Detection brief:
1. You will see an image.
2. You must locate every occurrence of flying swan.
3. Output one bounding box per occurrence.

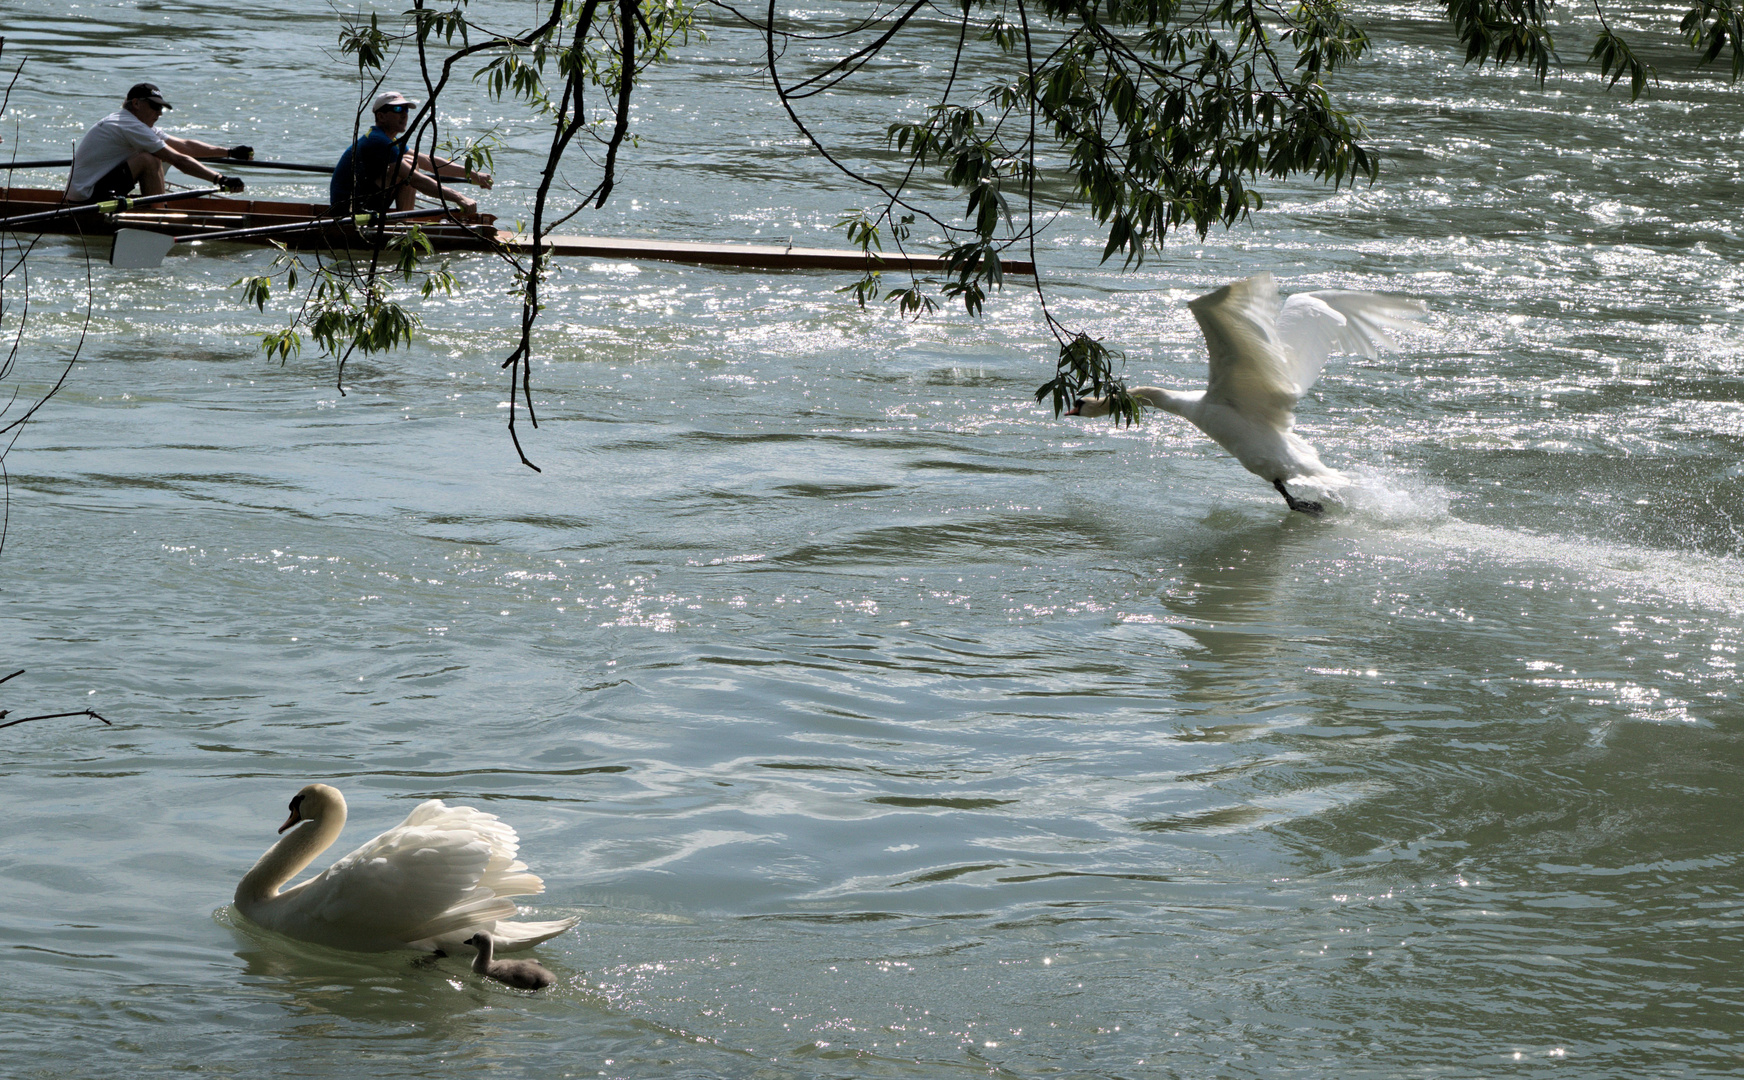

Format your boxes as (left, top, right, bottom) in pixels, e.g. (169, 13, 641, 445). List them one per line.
(1068, 273, 1426, 514)
(234, 783, 577, 953)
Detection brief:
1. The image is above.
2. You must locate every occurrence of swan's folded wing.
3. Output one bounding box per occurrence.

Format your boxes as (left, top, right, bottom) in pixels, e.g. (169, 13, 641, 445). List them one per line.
(1277, 289, 1427, 390)
(401, 800, 521, 860)
(1191, 273, 1299, 425)
(398, 799, 544, 899)
(292, 825, 509, 943)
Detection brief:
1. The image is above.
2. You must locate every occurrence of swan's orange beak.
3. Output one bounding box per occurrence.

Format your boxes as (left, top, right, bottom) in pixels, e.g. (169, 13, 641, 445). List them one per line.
(1064, 401, 1083, 416)
(278, 809, 303, 834)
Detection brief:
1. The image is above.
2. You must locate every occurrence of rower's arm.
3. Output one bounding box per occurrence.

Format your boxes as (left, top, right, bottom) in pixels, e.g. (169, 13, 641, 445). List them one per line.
(414, 151, 493, 190)
(414, 171, 478, 212)
(392, 155, 477, 212)
(162, 135, 232, 160)
(152, 144, 229, 186)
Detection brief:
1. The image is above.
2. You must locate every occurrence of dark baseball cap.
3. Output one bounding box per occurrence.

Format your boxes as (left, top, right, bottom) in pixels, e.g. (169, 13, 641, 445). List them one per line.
(127, 83, 172, 110)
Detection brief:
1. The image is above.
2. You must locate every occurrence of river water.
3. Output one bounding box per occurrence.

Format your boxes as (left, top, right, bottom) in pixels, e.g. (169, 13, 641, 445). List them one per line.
(3, 2, 1742, 1077)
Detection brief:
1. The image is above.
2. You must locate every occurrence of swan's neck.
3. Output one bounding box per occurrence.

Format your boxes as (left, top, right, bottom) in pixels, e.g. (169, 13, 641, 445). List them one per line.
(1129, 386, 1195, 417)
(1080, 386, 1192, 418)
(471, 938, 496, 972)
(234, 806, 345, 905)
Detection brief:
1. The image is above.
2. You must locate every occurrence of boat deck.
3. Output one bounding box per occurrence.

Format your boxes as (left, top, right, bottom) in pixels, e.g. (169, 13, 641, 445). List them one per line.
(488, 232, 1035, 275)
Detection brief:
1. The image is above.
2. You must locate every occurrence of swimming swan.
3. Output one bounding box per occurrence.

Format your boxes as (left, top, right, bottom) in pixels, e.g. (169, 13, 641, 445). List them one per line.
(234, 783, 577, 953)
(1068, 273, 1426, 514)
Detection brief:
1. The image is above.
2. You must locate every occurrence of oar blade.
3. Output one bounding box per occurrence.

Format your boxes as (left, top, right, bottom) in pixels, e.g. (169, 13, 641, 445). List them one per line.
(110, 228, 177, 269)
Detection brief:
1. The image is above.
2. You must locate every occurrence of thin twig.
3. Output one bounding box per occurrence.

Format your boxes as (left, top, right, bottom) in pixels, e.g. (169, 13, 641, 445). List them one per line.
(0, 709, 111, 730)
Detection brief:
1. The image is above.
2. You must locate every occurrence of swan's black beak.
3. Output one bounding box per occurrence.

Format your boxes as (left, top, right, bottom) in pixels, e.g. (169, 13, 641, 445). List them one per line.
(278, 790, 307, 833)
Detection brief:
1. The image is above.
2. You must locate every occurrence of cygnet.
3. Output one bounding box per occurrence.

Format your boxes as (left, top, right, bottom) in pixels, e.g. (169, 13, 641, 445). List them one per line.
(463, 930, 557, 990)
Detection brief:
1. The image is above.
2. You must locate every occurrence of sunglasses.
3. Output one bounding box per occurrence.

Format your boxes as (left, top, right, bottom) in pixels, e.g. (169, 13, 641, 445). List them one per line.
(379, 104, 412, 114)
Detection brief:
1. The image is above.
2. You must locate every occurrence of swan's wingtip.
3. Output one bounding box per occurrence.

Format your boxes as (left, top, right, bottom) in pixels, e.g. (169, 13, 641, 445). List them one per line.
(482, 916, 580, 952)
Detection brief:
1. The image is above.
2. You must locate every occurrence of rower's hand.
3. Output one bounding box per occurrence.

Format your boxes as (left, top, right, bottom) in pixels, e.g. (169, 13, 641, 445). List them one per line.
(228, 145, 255, 161)
(217, 175, 245, 193)
(458, 195, 478, 214)
(472, 171, 493, 190)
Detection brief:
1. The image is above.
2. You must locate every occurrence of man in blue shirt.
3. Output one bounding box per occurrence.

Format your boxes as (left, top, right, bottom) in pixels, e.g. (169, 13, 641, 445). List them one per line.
(331, 91, 492, 215)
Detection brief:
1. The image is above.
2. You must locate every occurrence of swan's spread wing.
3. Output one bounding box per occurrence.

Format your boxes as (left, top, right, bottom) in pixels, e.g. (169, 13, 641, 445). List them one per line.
(1276, 289, 1427, 391)
(1190, 274, 1298, 426)
(281, 800, 548, 949)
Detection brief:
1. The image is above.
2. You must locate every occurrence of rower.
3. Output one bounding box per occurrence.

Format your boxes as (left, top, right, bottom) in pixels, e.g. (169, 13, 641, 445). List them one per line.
(65, 83, 247, 202)
(331, 91, 491, 216)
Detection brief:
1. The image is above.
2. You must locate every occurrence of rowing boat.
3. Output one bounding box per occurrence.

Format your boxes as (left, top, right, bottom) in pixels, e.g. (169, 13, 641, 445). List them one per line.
(0, 186, 494, 249)
(2, 185, 1037, 275)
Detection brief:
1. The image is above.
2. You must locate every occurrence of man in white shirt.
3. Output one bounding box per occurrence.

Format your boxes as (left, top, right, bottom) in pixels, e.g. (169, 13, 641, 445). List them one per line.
(65, 83, 249, 202)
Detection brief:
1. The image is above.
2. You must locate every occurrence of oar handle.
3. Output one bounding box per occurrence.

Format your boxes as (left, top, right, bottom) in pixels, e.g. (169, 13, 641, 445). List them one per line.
(0, 158, 74, 170)
(0, 187, 226, 230)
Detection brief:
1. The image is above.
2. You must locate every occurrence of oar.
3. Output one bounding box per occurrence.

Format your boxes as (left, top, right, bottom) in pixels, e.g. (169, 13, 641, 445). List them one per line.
(217, 158, 485, 185)
(4, 157, 330, 176)
(212, 158, 334, 175)
(0, 187, 227, 231)
(4, 158, 330, 175)
(6, 157, 485, 184)
(209, 159, 486, 185)
(111, 207, 483, 268)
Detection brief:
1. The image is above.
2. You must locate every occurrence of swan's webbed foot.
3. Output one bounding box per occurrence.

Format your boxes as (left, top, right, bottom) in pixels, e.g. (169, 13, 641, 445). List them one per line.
(411, 950, 447, 968)
(1273, 480, 1323, 517)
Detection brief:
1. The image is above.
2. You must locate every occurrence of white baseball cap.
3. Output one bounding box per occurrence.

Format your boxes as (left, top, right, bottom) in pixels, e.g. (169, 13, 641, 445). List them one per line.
(370, 91, 417, 113)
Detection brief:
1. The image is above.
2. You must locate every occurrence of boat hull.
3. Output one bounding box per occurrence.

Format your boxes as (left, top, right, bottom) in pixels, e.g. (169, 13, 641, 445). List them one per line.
(0, 187, 495, 251)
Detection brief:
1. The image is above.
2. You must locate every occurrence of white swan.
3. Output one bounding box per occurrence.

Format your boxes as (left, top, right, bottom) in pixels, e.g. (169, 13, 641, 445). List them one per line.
(234, 783, 577, 953)
(1068, 273, 1426, 514)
